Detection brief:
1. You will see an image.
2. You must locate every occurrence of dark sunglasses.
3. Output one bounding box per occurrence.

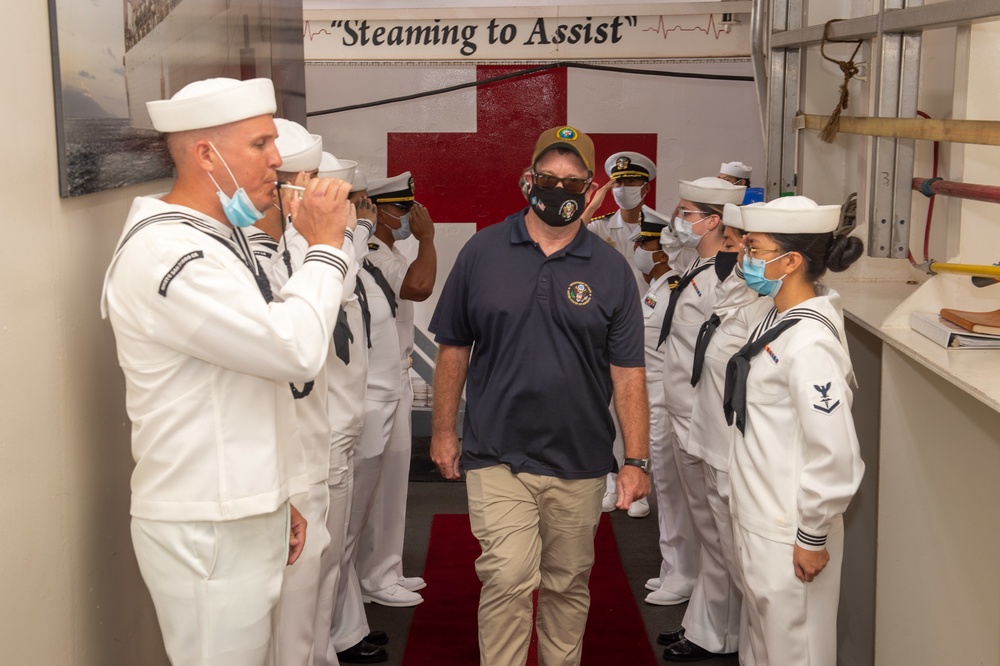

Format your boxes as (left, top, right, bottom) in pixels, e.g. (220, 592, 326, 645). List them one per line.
(531, 171, 592, 194)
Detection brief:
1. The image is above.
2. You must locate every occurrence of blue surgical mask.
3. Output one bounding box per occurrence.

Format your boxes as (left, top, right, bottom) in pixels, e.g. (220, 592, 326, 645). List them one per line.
(742, 252, 790, 298)
(673, 215, 706, 247)
(382, 209, 412, 241)
(207, 142, 265, 228)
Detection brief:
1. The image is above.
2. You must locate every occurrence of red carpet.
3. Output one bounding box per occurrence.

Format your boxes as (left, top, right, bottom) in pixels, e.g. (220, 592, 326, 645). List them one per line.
(401, 513, 657, 665)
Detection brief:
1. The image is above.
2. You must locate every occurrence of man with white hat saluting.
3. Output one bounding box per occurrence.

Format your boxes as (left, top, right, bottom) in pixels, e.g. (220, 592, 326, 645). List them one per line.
(101, 78, 354, 665)
(352, 171, 437, 613)
(587, 150, 658, 519)
(588, 151, 658, 294)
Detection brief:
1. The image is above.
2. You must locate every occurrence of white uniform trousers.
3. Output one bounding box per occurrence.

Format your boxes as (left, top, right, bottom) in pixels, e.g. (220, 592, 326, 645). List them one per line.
(269, 483, 331, 666)
(314, 434, 358, 666)
(358, 368, 413, 592)
(675, 450, 741, 654)
(131, 505, 288, 666)
(650, 400, 699, 597)
(734, 519, 844, 666)
(329, 399, 398, 653)
(646, 376, 701, 597)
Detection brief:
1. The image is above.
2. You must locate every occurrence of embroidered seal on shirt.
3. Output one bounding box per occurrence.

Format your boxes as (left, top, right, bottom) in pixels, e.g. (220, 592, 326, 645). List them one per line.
(811, 381, 842, 414)
(567, 281, 593, 306)
(158, 251, 204, 297)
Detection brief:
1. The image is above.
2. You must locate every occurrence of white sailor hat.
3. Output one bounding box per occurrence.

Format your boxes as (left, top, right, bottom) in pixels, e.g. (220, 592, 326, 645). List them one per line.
(738, 196, 842, 233)
(722, 202, 744, 230)
(274, 118, 323, 173)
(350, 169, 369, 193)
(629, 207, 670, 242)
(318, 151, 358, 182)
(606, 151, 657, 181)
(678, 177, 746, 206)
(146, 78, 276, 133)
(720, 161, 753, 180)
(368, 171, 416, 208)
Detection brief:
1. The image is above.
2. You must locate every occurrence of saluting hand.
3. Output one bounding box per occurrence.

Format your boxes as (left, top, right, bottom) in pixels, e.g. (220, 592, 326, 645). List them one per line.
(581, 180, 613, 224)
(409, 202, 435, 242)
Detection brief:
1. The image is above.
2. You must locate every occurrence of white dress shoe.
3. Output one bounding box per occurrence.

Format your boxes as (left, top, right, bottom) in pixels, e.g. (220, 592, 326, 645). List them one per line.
(362, 584, 424, 607)
(644, 588, 691, 606)
(645, 576, 662, 592)
(626, 497, 649, 518)
(601, 491, 618, 512)
(398, 575, 426, 592)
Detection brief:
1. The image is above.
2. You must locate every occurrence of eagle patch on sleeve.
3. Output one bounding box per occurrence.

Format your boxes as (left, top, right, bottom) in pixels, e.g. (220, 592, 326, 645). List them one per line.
(811, 381, 842, 415)
(158, 251, 204, 296)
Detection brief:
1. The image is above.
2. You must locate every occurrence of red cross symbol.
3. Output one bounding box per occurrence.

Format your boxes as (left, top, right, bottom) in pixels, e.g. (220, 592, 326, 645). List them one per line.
(387, 65, 657, 230)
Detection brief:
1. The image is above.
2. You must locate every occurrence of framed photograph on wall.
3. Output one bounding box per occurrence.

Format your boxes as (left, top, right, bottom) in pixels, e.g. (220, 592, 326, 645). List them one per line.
(47, 0, 305, 198)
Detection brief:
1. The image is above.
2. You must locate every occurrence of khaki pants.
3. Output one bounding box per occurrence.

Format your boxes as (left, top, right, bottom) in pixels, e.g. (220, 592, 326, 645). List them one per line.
(466, 465, 605, 666)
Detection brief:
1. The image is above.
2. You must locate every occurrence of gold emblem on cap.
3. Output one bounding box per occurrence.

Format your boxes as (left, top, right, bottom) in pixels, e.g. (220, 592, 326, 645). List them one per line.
(567, 281, 593, 306)
(557, 127, 578, 141)
(616, 157, 631, 171)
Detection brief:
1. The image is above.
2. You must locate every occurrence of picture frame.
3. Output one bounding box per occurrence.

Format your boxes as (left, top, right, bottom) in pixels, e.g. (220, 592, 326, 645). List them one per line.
(47, 0, 305, 198)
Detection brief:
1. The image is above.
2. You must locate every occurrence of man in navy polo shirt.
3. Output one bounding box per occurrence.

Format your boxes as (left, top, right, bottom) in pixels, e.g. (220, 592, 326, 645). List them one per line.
(429, 126, 651, 666)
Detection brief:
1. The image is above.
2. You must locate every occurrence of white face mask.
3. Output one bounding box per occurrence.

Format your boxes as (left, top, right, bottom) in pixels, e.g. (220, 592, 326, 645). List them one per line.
(613, 185, 645, 210)
(633, 247, 658, 274)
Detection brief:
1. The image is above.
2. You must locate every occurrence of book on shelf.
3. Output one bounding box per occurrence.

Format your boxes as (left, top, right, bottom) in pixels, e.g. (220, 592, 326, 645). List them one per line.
(939, 307, 1000, 335)
(910, 311, 1000, 349)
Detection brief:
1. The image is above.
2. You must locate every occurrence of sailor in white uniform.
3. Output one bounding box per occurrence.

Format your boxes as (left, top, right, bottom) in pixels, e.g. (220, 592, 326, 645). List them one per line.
(718, 161, 753, 188)
(101, 78, 352, 666)
(724, 196, 866, 666)
(355, 172, 437, 607)
(588, 151, 657, 517)
(659, 204, 759, 660)
(654, 177, 745, 620)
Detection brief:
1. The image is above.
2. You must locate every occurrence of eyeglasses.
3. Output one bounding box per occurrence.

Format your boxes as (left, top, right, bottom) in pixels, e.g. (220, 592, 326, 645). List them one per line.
(743, 246, 784, 257)
(673, 207, 712, 219)
(531, 171, 592, 194)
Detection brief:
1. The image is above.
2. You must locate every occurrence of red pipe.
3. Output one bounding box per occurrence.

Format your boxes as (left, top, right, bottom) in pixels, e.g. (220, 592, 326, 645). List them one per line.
(912, 177, 1000, 205)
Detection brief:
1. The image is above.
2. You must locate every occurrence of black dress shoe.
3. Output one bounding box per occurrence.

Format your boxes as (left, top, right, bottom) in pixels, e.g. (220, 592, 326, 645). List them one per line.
(336, 639, 388, 664)
(662, 638, 733, 662)
(656, 627, 685, 646)
(365, 630, 389, 646)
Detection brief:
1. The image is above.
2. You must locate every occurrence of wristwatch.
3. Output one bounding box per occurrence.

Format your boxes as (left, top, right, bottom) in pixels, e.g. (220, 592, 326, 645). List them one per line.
(622, 457, 651, 474)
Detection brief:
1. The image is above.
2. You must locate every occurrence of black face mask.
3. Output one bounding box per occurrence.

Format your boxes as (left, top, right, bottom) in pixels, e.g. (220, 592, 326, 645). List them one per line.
(528, 185, 586, 227)
(714, 251, 740, 280)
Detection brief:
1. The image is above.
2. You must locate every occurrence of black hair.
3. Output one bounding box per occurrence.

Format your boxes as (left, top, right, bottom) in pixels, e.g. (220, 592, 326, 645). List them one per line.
(772, 232, 864, 282)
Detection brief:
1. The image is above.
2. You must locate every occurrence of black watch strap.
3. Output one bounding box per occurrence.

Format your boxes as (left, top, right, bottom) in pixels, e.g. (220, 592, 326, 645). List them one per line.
(623, 457, 651, 474)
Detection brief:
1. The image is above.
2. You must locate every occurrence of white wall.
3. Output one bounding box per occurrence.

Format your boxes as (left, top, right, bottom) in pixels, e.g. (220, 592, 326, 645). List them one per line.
(0, 4, 169, 664)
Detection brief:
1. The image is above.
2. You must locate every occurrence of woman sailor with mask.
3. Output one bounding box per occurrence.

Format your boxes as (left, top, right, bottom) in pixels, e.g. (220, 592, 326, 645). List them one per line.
(659, 203, 762, 661)
(723, 196, 865, 666)
(650, 177, 744, 625)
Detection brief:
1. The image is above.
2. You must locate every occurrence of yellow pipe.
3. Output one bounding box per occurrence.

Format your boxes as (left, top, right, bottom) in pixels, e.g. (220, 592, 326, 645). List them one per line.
(928, 261, 1000, 278)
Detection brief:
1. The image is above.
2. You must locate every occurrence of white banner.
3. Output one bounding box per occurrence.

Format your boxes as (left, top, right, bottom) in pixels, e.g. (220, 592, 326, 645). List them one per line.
(303, 4, 752, 61)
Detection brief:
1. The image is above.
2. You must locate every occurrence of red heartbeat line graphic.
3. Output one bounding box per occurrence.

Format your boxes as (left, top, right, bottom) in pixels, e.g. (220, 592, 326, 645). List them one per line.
(643, 14, 730, 40)
(303, 21, 334, 42)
